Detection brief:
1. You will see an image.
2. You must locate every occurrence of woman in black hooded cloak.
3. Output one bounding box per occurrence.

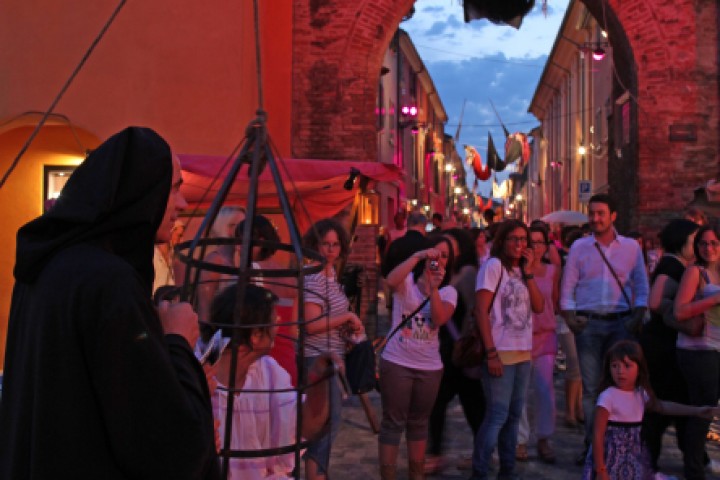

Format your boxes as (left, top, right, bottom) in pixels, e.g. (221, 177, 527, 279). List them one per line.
(0, 127, 219, 479)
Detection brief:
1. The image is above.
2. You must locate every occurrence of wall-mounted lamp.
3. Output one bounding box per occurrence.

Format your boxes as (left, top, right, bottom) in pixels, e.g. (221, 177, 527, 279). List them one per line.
(515, 194, 523, 202)
(454, 187, 463, 195)
(561, 36, 610, 62)
(445, 163, 454, 172)
(578, 145, 587, 156)
(401, 105, 418, 117)
(343, 167, 361, 190)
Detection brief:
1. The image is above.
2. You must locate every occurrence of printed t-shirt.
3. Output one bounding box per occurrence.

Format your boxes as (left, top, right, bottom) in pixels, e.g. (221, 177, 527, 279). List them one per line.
(382, 274, 457, 371)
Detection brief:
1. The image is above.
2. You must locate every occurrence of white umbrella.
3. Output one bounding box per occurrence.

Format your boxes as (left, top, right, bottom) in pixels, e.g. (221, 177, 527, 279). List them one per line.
(540, 210, 588, 224)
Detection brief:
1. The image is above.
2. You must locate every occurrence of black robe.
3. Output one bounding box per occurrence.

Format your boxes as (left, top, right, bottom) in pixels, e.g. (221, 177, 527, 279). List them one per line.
(0, 127, 219, 479)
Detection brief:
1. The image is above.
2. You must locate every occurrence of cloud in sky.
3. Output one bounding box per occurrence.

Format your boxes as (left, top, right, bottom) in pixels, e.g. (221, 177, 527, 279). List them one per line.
(401, 0, 569, 196)
(404, 0, 569, 63)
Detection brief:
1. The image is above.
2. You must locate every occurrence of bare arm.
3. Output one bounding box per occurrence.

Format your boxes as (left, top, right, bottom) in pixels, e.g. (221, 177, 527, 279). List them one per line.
(475, 288, 502, 377)
(647, 398, 720, 419)
(385, 251, 422, 290)
(675, 266, 720, 320)
(303, 301, 361, 335)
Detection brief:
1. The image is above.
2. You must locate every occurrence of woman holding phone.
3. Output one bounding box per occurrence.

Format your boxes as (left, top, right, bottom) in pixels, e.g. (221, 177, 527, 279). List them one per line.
(470, 220, 544, 480)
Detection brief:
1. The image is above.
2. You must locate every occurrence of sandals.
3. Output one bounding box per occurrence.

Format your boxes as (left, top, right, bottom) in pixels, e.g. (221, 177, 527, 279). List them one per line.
(515, 444, 529, 462)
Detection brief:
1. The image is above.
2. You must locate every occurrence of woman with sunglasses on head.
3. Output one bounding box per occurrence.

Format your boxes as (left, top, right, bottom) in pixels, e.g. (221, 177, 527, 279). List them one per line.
(470, 220, 544, 480)
(674, 224, 720, 480)
(379, 235, 457, 480)
(301, 218, 364, 480)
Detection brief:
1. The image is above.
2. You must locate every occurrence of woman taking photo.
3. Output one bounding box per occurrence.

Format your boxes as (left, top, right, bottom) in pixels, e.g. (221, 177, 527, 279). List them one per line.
(302, 218, 363, 480)
(470, 220, 544, 480)
(380, 235, 457, 480)
(674, 224, 720, 480)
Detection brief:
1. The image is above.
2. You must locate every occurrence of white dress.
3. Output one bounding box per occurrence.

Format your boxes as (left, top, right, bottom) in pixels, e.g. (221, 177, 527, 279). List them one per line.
(213, 356, 300, 480)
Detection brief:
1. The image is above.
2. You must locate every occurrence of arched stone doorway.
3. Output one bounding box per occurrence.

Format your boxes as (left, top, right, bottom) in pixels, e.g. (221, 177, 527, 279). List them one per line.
(291, 0, 719, 233)
(583, 0, 719, 232)
(291, 0, 415, 161)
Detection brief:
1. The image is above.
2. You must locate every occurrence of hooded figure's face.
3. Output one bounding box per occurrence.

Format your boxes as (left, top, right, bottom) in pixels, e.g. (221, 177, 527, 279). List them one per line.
(156, 156, 188, 244)
(14, 127, 176, 290)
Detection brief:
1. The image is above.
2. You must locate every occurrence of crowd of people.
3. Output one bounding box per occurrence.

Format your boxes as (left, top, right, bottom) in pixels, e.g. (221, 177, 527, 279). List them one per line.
(2, 126, 720, 480)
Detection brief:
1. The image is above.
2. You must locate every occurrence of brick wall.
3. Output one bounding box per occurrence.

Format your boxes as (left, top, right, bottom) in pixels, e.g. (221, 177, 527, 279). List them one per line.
(346, 224, 380, 337)
(292, 0, 415, 161)
(584, 0, 719, 235)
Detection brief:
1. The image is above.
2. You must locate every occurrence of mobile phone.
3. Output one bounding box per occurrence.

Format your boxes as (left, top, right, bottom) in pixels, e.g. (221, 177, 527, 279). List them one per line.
(519, 256, 527, 269)
(198, 330, 229, 366)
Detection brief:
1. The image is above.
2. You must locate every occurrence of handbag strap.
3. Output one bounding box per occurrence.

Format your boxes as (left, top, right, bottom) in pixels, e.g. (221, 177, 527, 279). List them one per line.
(375, 296, 430, 353)
(460, 263, 504, 339)
(594, 242, 633, 309)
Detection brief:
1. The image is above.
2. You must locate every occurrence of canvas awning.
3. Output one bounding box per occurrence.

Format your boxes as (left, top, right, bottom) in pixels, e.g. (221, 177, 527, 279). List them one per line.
(178, 154, 402, 230)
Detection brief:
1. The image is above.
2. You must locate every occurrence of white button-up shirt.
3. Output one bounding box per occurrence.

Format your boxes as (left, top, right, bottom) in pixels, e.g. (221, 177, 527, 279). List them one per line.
(560, 232, 649, 313)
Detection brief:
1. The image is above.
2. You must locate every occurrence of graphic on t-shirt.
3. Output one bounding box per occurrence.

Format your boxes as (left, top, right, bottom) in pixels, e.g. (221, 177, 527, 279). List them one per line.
(497, 277, 531, 332)
(399, 313, 437, 342)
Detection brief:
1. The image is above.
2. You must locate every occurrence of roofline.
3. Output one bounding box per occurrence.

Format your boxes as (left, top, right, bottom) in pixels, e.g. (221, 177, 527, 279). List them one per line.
(527, 0, 577, 117)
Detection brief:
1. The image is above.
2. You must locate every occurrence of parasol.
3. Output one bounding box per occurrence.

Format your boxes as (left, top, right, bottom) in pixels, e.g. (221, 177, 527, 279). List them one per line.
(540, 210, 588, 225)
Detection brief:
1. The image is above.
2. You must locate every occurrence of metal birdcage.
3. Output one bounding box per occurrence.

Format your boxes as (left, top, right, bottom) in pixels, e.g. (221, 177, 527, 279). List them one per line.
(172, 2, 336, 476)
(174, 112, 333, 479)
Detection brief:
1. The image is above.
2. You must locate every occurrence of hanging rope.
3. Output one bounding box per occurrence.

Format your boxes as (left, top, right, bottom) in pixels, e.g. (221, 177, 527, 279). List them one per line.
(252, 0, 264, 114)
(0, 0, 128, 190)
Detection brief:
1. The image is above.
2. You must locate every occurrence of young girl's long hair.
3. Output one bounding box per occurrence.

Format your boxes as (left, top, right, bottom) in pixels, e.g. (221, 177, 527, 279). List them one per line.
(598, 340, 656, 402)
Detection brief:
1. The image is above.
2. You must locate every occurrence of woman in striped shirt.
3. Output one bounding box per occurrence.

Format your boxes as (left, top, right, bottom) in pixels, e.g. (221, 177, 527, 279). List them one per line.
(302, 218, 364, 480)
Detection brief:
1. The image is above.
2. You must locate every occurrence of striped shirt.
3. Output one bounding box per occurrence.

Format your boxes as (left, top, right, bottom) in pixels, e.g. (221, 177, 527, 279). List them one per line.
(303, 270, 350, 357)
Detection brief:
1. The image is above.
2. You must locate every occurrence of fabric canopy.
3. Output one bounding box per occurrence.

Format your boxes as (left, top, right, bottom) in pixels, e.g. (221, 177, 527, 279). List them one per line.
(177, 154, 402, 231)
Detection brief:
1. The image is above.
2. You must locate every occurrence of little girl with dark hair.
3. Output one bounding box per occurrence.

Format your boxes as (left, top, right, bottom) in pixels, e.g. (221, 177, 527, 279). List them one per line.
(583, 340, 719, 480)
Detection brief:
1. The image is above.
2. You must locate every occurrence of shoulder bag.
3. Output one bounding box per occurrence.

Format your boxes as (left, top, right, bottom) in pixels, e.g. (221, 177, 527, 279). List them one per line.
(451, 266, 504, 368)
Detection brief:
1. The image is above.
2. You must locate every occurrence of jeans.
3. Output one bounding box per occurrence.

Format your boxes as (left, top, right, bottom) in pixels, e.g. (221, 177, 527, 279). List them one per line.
(471, 361, 531, 479)
(518, 354, 556, 444)
(303, 356, 343, 475)
(677, 348, 720, 480)
(575, 316, 633, 445)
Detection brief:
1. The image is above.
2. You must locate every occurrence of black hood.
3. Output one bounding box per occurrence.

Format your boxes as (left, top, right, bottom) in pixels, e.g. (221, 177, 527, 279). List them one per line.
(14, 127, 173, 290)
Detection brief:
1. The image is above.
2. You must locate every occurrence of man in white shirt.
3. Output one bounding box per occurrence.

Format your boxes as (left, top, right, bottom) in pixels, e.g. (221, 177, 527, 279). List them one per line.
(559, 194, 649, 462)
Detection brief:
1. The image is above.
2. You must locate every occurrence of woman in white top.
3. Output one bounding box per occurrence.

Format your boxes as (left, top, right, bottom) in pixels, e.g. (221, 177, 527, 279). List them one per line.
(210, 283, 332, 480)
(379, 235, 457, 480)
(674, 224, 720, 479)
(470, 220, 544, 480)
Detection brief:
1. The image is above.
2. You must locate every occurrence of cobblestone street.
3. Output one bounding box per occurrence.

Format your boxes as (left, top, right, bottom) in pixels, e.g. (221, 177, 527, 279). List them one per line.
(329, 375, 718, 479)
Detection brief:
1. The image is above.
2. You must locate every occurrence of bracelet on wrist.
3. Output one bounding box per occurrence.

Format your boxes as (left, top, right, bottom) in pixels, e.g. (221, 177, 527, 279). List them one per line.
(523, 273, 534, 280)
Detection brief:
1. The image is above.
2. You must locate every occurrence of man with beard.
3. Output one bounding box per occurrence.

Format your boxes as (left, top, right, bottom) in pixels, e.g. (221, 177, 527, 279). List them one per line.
(0, 127, 219, 479)
(559, 193, 649, 464)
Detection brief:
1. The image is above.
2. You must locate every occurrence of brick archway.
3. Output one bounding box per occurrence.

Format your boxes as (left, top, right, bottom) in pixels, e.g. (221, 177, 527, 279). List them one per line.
(292, 0, 415, 161)
(582, 0, 719, 231)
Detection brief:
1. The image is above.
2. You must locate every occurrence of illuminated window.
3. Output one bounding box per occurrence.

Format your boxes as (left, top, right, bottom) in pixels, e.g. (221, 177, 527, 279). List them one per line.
(44, 165, 76, 211)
